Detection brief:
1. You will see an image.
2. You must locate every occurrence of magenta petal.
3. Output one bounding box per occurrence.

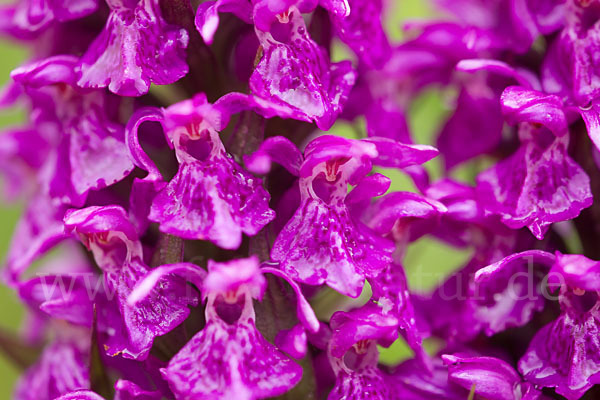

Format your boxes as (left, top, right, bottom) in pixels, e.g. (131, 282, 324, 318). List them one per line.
(330, 0, 390, 68)
(580, 102, 600, 153)
(329, 305, 398, 359)
(528, 0, 564, 34)
(203, 257, 265, 299)
(128, 262, 207, 306)
(149, 158, 274, 249)
(250, 8, 356, 130)
(345, 173, 391, 219)
(556, 12, 600, 106)
(327, 305, 398, 400)
(549, 252, 600, 292)
(433, 0, 541, 53)
(363, 137, 439, 169)
(443, 354, 538, 400)
(327, 366, 393, 400)
(150, 95, 275, 249)
(114, 379, 161, 400)
(0, 126, 51, 200)
(0, 0, 98, 38)
(541, 38, 571, 101)
(18, 274, 96, 327)
(112, 258, 199, 359)
(252, 0, 303, 32)
(64, 205, 138, 241)
(244, 136, 303, 176)
(163, 93, 224, 132)
(12, 56, 134, 199)
(364, 101, 411, 143)
(476, 133, 592, 239)
(46, 137, 87, 206)
(369, 263, 429, 367)
(214, 92, 303, 126)
(128, 178, 166, 234)
(68, 107, 134, 196)
(391, 358, 466, 400)
(519, 314, 600, 400)
(15, 340, 90, 400)
(194, 0, 252, 45)
(52, 0, 99, 21)
(65, 206, 198, 359)
(275, 324, 308, 359)
(125, 107, 168, 231)
(472, 250, 555, 334)
(272, 198, 393, 298)
(163, 319, 302, 399)
(11, 55, 80, 87)
(437, 86, 504, 170)
(77, 0, 189, 96)
(125, 106, 165, 181)
(262, 266, 320, 333)
(300, 136, 376, 180)
(319, 0, 349, 16)
(54, 392, 103, 400)
(501, 86, 568, 136)
(362, 191, 447, 237)
(456, 59, 540, 90)
(271, 136, 393, 297)
(4, 194, 68, 284)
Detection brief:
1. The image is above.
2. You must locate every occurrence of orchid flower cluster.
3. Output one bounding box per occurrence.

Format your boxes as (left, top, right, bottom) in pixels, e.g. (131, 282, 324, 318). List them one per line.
(3, 0, 600, 399)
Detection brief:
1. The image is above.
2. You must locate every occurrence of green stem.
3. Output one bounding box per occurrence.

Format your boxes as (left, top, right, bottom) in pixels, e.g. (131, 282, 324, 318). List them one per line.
(90, 306, 114, 399)
(254, 273, 317, 399)
(151, 233, 184, 267)
(159, 0, 221, 98)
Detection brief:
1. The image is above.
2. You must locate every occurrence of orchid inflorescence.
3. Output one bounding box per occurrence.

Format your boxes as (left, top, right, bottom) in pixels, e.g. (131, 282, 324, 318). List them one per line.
(2, 0, 600, 399)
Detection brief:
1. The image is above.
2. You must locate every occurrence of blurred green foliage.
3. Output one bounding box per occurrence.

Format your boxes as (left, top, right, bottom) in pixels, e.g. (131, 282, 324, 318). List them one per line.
(0, 36, 27, 400)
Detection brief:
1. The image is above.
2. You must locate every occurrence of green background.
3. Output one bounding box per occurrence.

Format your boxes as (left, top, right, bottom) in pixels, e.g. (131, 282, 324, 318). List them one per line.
(0, 1, 471, 398)
(0, 34, 27, 399)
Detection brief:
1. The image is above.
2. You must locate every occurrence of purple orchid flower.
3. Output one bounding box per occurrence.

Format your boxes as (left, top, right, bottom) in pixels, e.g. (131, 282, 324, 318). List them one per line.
(54, 380, 161, 400)
(3, 192, 69, 285)
(250, 6, 356, 130)
(327, 304, 399, 400)
(477, 86, 592, 239)
(77, 0, 189, 96)
(519, 252, 600, 399)
(17, 243, 97, 326)
(443, 353, 547, 400)
(3, 0, 600, 398)
(436, 60, 541, 170)
(329, 0, 390, 69)
(414, 180, 543, 342)
(390, 357, 467, 400)
(128, 257, 317, 399)
(11, 55, 134, 206)
(247, 135, 438, 298)
(434, 0, 564, 54)
(126, 93, 275, 249)
(541, 1, 600, 156)
(196, 0, 350, 46)
(14, 329, 91, 400)
(471, 250, 556, 336)
(353, 190, 447, 365)
(0, 126, 51, 201)
(64, 205, 198, 359)
(196, 1, 356, 130)
(0, 0, 99, 39)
